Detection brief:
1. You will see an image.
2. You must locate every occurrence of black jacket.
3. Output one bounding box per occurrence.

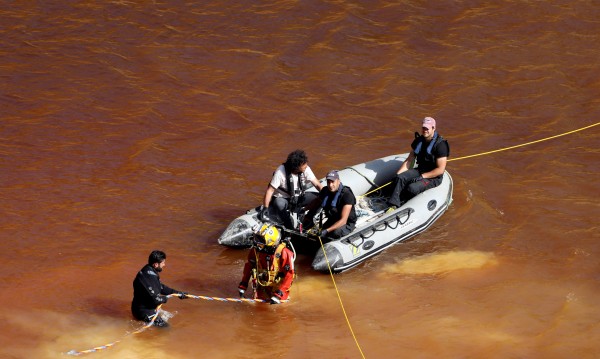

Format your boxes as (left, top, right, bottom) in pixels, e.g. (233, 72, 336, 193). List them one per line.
(132, 264, 177, 313)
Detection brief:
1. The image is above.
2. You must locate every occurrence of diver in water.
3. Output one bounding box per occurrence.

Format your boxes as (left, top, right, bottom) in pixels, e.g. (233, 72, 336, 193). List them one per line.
(238, 224, 295, 304)
(131, 250, 188, 327)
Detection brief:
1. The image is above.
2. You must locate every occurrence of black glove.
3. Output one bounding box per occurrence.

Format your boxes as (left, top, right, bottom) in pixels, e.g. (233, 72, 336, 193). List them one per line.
(413, 175, 423, 182)
(258, 206, 270, 221)
(178, 292, 188, 299)
(320, 229, 328, 237)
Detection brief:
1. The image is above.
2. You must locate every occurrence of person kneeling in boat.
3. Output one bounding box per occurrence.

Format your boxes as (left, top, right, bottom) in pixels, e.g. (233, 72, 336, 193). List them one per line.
(238, 224, 295, 304)
(387, 117, 450, 208)
(302, 170, 357, 241)
(261, 149, 323, 229)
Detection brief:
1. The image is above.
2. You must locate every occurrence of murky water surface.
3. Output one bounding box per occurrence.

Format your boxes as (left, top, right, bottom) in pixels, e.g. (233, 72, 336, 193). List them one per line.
(1, 1, 599, 358)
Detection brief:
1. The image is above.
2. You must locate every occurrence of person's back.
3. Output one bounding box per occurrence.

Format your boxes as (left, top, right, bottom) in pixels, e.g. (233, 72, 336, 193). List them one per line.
(238, 224, 295, 303)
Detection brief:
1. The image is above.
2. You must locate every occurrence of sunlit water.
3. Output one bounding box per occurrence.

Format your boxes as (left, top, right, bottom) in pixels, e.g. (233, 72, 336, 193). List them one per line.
(1, 1, 599, 358)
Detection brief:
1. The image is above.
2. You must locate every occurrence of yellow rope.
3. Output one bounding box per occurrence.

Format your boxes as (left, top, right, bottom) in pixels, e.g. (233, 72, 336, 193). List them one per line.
(357, 122, 599, 197)
(317, 235, 366, 359)
(66, 303, 165, 356)
(66, 293, 276, 356)
(322, 121, 598, 358)
(449, 121, 599, 162)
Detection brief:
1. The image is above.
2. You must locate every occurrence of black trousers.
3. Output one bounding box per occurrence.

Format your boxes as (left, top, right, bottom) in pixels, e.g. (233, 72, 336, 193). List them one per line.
(322, 220, 355, 241)
(388, 169, 443, 207)
(269, 192, 319, 229)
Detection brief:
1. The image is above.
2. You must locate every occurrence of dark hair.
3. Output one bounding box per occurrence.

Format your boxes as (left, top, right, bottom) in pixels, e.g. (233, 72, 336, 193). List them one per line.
(148, 250, 166, 265)
(284, 149, 308, 172)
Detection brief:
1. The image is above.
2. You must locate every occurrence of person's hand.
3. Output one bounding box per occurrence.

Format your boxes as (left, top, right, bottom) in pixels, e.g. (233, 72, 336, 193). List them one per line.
(258, 206, 270, 221)
(320, 229, 328, 237)
(178, 292, 188, 300)
(238, 289, 245, 298)
(414, 175, 423, 182)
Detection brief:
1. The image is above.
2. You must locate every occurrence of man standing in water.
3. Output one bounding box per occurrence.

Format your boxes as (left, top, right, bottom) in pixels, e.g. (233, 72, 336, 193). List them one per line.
(131, 250, 187, 327)
(387, 117, 450, 208)
(238, 224, 295, 304)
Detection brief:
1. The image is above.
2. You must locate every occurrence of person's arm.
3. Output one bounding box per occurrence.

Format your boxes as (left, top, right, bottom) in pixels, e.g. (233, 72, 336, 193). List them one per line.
(301, 194, 321, 228)
(238, 250, 256, 291)
(397, 152, 415, 174)
(304, 166, 323, 191)
(324, 204, 352, 233)
(263, 185, 276, 208)
(311, 177, 323, 191)
(136, 273, 169, 305)
(277, 252, 295, 292)
(421, 156, 447, 179)
(160, 283, 177, 295)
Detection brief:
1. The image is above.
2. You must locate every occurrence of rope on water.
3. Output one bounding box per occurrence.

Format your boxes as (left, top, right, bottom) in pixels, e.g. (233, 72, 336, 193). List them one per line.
(448, 121, 599, 162)
(317, 122, 599, 359)
(65, 292, 277, 356)
(317, 235, 366, 359)
(184, 294, 271, 303)
(357, 122, 600, 197)
(66, 302, 165, 356)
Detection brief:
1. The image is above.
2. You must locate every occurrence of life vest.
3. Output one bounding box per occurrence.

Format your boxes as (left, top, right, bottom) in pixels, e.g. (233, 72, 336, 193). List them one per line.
(413, 131, 447, 173)
(320, 184, 356, 224)
(321, 183, 344, 209)
(253, 243, 288, 287)
(278, 165, 305, 210)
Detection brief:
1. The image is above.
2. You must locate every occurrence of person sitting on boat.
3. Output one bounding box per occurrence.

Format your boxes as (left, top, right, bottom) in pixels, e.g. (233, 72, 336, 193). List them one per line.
(387, 117, 450, 208)
(302, 170, 357, 241)
(131, 250, 188, 327)
(238, 224, 295, 304)
(261, 149, 323, 229)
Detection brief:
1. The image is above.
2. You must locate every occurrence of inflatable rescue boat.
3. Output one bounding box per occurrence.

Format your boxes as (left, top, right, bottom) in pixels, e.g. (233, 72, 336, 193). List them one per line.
(218, 153, 453, 273)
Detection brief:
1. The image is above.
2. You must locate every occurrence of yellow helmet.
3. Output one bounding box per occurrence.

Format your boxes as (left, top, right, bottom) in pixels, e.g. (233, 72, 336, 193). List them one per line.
(256, 224, 281, 248)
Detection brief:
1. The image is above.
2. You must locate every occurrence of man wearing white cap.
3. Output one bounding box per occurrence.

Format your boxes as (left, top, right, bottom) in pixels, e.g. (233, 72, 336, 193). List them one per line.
(387, 117, 450, 208)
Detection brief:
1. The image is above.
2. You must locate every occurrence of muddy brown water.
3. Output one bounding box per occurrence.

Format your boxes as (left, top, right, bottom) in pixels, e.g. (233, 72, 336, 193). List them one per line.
(1, 2, 599, 358)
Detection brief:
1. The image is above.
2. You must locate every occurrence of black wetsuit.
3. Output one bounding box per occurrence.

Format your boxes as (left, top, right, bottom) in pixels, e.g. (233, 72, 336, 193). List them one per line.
(131, 264, 178, 322)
